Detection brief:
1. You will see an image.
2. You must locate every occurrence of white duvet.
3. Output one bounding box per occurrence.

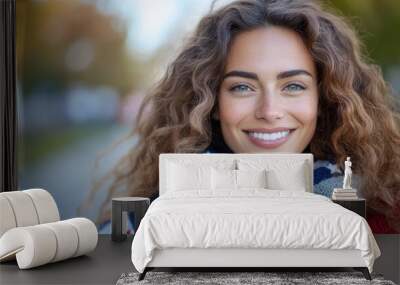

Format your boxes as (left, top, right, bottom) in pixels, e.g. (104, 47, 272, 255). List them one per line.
(131, 189, 380, 273)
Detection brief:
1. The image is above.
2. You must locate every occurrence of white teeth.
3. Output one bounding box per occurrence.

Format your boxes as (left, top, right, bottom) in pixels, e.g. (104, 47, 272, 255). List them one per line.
(248, 131, 290, 141)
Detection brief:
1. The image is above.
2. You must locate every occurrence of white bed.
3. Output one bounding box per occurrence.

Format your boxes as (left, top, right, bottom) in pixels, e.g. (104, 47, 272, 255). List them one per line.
(131, 153, 380, 280)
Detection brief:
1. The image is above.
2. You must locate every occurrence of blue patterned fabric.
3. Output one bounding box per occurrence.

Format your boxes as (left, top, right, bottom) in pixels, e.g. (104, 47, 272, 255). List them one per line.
(313, 160, 344, 197)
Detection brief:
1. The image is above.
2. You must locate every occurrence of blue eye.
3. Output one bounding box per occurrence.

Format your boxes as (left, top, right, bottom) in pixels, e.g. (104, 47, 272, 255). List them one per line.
(283, 83, 305, 92)
(229, 84, 253, 93)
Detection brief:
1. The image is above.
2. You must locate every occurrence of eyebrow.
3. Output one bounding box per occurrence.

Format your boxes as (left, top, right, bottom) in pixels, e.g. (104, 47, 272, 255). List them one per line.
(223, 69, 313, 81)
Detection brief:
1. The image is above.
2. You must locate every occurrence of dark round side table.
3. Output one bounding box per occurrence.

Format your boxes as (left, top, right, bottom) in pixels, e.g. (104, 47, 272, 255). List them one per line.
(111, 197, 150, 242)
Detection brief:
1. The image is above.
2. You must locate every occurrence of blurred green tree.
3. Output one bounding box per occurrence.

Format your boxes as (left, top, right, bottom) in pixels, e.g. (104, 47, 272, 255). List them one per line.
(329, 0, 400, 71)
(16, 0, 145, 97)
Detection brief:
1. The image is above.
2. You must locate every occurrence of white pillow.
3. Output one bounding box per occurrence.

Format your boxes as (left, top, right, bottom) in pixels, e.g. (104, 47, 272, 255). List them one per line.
(167, 162, 212, 191)
(265, 163, 307, 191)
(237, 159, 308, 191)
(212, 168, 236, 190)
(236, 169, 267, 188)
(211, 168, 267, 190)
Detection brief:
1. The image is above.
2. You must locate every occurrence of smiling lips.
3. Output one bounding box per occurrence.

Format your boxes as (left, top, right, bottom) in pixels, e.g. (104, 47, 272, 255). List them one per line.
(244, 128, 294, 149)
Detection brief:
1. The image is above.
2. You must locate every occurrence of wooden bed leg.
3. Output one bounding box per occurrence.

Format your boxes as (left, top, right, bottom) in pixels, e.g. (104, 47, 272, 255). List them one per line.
(138, 268, 148, 281)
(354, 267, 371, 280)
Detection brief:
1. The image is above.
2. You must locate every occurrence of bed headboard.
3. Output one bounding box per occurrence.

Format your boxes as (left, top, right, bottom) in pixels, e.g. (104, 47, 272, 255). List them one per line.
(159, 153, 314, 195)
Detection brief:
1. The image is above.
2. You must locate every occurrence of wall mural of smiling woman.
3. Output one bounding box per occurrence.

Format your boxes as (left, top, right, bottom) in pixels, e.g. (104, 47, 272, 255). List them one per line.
(86, 0, 400, 234)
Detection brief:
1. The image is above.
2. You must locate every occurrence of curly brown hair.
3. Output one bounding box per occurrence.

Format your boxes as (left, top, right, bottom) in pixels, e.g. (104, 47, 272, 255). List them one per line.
(84, 0, 400, 231)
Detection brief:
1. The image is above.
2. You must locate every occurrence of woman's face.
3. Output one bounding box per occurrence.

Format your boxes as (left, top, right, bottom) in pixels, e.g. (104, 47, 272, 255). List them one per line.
(217, 26, 318, 153)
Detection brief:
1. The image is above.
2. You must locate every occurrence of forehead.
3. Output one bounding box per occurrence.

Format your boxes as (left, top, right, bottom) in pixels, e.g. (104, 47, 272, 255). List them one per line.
(225, 26, 316, 76)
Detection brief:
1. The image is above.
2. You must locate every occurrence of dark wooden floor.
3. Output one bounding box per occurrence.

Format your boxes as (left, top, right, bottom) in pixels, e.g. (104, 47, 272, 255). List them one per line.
(0, 234, 398, 284)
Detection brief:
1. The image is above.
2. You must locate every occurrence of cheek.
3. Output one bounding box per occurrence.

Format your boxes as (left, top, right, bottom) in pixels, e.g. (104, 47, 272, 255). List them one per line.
(289, 96, 318, 127)
(218, 93, 254, 125)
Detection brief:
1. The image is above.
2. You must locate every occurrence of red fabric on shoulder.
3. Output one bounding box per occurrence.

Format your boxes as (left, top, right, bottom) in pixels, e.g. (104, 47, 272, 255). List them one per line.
(367, 213, 398, 234)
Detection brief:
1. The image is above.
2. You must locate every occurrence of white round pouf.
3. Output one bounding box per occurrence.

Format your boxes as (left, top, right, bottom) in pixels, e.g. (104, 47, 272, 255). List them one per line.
(42, 221, 79, 262)
(65, 218, 98, 257)
(0, 191, 39, 227)
(0, 195, 17, 237)
(0, 226, 57, 269)
(0, 190, 98, 269)
(23, 189, 60, 224)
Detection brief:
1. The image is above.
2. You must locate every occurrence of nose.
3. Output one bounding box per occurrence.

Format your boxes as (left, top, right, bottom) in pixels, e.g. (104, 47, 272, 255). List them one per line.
(255, 93, 285, 121)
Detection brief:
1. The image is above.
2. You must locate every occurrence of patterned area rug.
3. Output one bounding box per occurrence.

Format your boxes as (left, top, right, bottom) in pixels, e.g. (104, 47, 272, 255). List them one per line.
(116, 271, 396, 285)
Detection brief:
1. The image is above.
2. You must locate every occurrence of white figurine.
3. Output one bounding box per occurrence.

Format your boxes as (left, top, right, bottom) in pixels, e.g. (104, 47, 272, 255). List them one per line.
(343, 157, 352, 189)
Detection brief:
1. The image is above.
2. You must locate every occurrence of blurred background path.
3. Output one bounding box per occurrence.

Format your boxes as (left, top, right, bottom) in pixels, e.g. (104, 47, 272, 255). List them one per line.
(20, 125, 134, 221)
